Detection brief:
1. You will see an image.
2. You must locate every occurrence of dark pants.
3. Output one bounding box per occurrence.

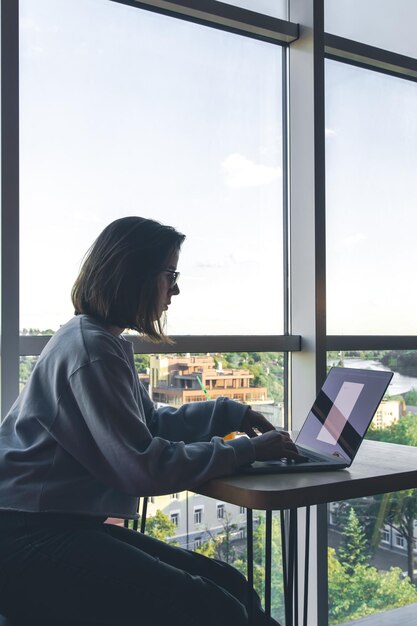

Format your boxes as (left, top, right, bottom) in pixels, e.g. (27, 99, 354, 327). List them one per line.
(0, 513, 280, 626)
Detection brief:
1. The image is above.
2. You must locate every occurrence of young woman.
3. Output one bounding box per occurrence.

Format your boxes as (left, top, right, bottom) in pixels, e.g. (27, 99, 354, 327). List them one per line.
(0, 216, 300, 625)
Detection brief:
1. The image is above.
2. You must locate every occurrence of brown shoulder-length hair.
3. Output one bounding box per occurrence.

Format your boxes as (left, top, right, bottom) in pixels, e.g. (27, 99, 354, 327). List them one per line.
(71, 216, 185, 341)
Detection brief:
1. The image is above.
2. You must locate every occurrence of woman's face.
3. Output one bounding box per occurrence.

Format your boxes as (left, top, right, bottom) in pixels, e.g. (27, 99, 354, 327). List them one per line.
(156, 248, 180, 320)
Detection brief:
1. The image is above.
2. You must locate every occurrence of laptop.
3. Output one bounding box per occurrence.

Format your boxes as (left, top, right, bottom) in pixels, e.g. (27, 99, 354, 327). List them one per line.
(241, 367, 393, 474)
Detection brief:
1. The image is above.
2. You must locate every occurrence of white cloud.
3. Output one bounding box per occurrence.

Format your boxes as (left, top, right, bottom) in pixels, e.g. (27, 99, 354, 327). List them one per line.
(222, 153, 281, 189)
(325, 128, 336, 138)
(343, 232, 366, 247)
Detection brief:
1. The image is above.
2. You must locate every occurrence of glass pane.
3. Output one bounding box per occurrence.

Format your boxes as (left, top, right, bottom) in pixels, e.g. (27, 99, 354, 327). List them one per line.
(325, 0, 417, 59)
(19, 0, 283, 335)
(148, 351, 284, 425)
(325, 61, 417, 334)
(327, 351, 417, 622)
(216, 0, 287, 20)
(131, 350, 286, 622)
(329, 494, 417, 625)
(328, 350, 417, 438)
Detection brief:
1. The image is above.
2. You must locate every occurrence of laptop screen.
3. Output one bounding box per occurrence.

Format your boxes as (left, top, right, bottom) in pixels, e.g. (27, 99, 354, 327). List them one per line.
(295, 367, 393, 462)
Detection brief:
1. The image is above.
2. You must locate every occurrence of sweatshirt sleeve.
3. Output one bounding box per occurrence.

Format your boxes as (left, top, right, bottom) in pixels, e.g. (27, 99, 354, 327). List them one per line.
(42, 356, 255, 497)
(140, 380, 248, 443)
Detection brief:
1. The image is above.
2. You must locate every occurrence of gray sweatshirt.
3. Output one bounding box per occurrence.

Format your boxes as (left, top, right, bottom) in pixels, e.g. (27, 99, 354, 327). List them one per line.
(0, 315, 255, 519)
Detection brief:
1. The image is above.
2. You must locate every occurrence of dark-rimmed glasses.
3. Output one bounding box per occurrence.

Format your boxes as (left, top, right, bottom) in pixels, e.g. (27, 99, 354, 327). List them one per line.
(162, 269, 180, 288)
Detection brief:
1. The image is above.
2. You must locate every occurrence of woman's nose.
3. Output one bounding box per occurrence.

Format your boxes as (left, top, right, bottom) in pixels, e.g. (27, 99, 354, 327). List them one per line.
(170, 283, 180, 296)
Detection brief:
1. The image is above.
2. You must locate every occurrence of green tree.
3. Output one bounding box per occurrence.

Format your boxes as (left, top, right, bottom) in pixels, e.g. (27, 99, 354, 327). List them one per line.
(381, 351, 417, 377)
(19, 356, 37, 388)
(366, 416, 417, 581)
(194, 538, 217, 558)
(234, 515, 284, 624)
(404, 387, 417, 406)
(378, 489, 417, 583)
(217, 513, 237, 563)
(205, 512, 238, 564)
(367, 413, 417, 446)
(328, 548, 417, 625)
(337, 507, 369, 575)
(144, 509, 178, 543)
(134, 354, 150, 372)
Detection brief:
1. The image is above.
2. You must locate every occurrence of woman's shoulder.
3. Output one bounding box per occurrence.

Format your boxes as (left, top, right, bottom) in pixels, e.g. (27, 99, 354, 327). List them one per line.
(46, 315, 131, 367)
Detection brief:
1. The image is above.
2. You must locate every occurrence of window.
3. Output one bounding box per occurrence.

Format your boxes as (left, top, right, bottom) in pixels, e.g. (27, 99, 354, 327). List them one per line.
(194, 537, 202, 550)
(326, 351, 417, 437)
(326, 61, 417, 335)
(217, 504, 225, 519)
(381, 529, 390, 543)
(170, 493, 179, 500)
(19, 0, 284, 336)
(325, 0, 417, 58)
(147, 352, 285, 424)
(170, 513, 179, 527)
(395, 534, 405, 548)
(194, 508, 203, 525)
(239, 506, 246, 515)
(4, 1, 417, 625)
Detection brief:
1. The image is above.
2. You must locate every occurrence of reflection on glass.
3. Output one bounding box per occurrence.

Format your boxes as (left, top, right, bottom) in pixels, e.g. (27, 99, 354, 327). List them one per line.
(328, 494, 417, 625)
(141, 350, 284, 614)
(327, 346, 417, 621)
(20, 0, 283, 334)
(325, 60, 417, 334)
(327, 351, 417, 442)
(325, 0, 417, 59)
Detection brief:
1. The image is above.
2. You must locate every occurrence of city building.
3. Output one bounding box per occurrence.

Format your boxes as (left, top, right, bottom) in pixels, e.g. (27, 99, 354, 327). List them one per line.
(146, 491, 248, 550)
(373, 399, 403, 429)
(150, 354, 271, 406)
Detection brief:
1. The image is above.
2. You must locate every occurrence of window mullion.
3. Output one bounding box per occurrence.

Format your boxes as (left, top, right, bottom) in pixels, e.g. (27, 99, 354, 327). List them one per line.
(1, 0, 20, 417)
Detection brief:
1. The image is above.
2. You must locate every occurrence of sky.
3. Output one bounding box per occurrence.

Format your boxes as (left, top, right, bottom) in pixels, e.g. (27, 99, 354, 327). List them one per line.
(18, 0, 417, 336)
(19, 0, 283, 335)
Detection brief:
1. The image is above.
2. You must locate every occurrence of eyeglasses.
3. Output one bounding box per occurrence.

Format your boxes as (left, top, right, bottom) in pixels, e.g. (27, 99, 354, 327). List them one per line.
(162, 269, 180, 288)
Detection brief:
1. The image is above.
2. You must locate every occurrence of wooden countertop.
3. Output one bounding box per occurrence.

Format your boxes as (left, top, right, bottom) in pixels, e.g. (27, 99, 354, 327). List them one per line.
(194, 440, 417, 510)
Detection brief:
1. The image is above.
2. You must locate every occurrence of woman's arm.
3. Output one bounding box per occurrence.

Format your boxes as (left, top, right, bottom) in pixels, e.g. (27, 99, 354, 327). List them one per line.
(39, 356, 255, 496)
(141, 383, 248, 443)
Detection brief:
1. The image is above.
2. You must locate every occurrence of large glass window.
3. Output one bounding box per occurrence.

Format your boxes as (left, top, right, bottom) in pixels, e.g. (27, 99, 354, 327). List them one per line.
(4, 1, 416, 623)
(327, 351, 417, 437)
(328, 492, 417, 625)
(19, 0, 284, 335)
(325, 60, 417, 335)
(325, 0, 417, 58)
(326, 351, 417, 622)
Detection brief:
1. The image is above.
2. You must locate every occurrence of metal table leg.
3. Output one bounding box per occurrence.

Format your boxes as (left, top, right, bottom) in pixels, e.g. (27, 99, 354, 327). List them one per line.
(265, 510, 272, 619)
(246, 508, 254, 625)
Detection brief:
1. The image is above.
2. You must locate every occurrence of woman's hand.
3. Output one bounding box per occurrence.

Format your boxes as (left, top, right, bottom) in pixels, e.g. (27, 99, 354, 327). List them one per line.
(250, 429, 302, 462)
(240, 408, 276, 438)
(240, 408, 304, 462)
